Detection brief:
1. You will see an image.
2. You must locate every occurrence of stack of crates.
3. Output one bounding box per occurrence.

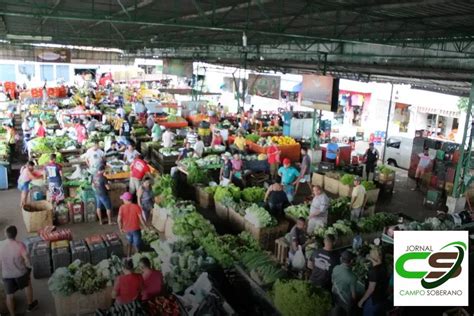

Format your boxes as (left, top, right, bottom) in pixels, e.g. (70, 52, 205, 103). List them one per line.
(70, 239, 90, 263)
(102, 233, 124, 258)
(31, 241, 51, 279)
(86, 235, 108, 264)
(82, 189, 97, 223)
(23, 236, 43, 254)
(52, 240, 71, 270)
(54, 202, 70, 225)
(424, 189, 443, 209)
(68, 201, 84, 223)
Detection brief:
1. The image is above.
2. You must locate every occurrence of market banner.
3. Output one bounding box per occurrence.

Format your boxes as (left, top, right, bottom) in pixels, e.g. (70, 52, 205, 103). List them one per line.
(35, 48, 71, 63)
(247, 74, 281, 100)
(162, 59, 193, 78)
(301, 75, 336, 111)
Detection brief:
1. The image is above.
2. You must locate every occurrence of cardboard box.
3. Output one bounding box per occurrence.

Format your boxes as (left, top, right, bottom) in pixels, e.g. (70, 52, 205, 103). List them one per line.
(338, 182, 353, 197)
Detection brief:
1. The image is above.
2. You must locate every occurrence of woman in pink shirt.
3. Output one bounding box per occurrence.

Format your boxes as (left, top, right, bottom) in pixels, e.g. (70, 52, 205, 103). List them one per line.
(75, 120, 87, 144)
(211, 130, 223, 147)
(139, 257, 163, 301)
(231, 153, 244, 187)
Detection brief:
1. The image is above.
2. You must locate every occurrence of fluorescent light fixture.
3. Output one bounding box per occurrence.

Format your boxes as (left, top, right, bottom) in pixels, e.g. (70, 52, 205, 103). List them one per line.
(30, 42, 124, 54)
(6, 34, 52, 41)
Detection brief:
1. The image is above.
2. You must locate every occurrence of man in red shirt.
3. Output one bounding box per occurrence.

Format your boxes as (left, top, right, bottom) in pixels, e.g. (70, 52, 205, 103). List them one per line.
(267, 140, 280, 182)
(112, 259, 143, 305)
(129, 154, 150, 195)
(139, 257, 163, 301)
(117, 192, 147, 256)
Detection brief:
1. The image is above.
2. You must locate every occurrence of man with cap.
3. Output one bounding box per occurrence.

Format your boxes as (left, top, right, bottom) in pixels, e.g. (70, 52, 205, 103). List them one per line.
(118, 192, 147, 257)
(332, 250, 358, 316)
(278, 158, 300, 203)
(363, 142, 379, 181)
(219, 152, 233, 186)
(351, 176, 367, 221)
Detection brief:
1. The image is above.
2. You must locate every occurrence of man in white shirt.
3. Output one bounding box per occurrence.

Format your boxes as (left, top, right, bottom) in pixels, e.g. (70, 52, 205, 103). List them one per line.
(162, 129, 174, 148)
(307, 185, 330, 234)
(186, 128, 198, 146)
(123, 143, 140, 165)
(84, 141, 105, 174)
(193, 136, 205, 158)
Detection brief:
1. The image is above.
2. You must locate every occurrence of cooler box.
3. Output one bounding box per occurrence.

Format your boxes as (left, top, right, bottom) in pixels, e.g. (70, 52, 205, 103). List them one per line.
(103, 233, 124, 258)
(23, 236, 43, 254)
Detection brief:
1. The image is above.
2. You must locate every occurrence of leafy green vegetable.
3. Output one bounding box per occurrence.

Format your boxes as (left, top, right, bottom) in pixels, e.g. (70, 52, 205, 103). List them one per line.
(245, 133, 260, 143)
(357, 212, 397, 233)
(244, 204, 276, 228)
(329, 197, 350, 220)
(241, 250, 285, 284)
(340, 174, 355, 185)
(186, 161, 209, 185)
(273, 280, 332, 316)
(172, 211, 215, 239)
(361, 180, 377, 190)
(38, 152, 63, 165)
(214, 185, 241, 203)
(73, 263, 107, 295)
(377, 165, 395, 176)
(284, 204, 310, 219)
(241, 187, 265, 203)
(142, 228, 160, 245)
(48, 267, 76, 296)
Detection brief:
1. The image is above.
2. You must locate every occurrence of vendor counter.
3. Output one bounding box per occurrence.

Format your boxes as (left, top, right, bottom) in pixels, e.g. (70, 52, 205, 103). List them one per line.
(320, 143, 351, 166)
(104, 164, 157, 180)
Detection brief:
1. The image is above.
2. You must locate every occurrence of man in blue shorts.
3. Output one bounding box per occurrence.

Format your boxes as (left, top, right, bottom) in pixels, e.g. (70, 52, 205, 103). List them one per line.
(92, 164, 115, 225)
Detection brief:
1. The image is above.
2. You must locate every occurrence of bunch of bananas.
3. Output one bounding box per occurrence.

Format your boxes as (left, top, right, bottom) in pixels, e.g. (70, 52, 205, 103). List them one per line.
(270, 136, 296, 145)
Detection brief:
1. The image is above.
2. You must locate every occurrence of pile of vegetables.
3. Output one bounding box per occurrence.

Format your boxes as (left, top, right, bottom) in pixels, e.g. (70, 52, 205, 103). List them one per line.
(244, 204, 276, 228)
(72, 263, 108, 295)
(377, 165, 395, 176)
(241, 250, 285, 285)
(48, 267, 76, 296)
(273, 280, 332, 316)
(245, 133, 260, 143)
(142, 228, 161, 245)
(159, 148, 180, 157)
(152, 175, 175, 208)
(339, 174, 355, 186)
(402, 216, 455, 231)
(132, 127, 148, 137)
(314, 219, 353, 238)
(186, 161, 209, 185)
(131, 252, 161, 271)
(361, 180, 377, 190)
(214, 185, 241, 203)
(30, 136, 71, 153)
(357, 212, 397, 233)
(241, 186, 266, 203)
(37, 152, 63, 165)
(172, 212, 215, 239)
(96, 255, 124, 286)
(284, 204, 310, 219)
(328, 197, 351, 220)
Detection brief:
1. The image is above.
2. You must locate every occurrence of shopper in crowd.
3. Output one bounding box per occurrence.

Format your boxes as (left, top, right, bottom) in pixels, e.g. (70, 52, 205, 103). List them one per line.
(295, 147, 312, 193)
(264, 182, 290, 216)
(151, 120, 162, 143)
(118, 192, 147, 256)
(170, 142, 192, 178)
(351, 176, 367, 221)
(139, 257, 164, 301)
(358, 247, 389, 316)
(230, 153, 244, 187)
(332, 250, 358, 316)
(309, 234, 339, 290)
(119, 115, 131, 141)
(75, 119, 88, 145)
(267, 140, 280, 182)
(45, 153, 64, 203)
(116, 104, 126, 119)
(219, 123, 230, 143)
(193, 136, 205, 158)
(186, 127, 198, 146)
(123, 142, 140, 165)
(211, 129, 223, 148)
(84, 141, 105, 175)
(232, 131, 246, 153)
(93, 164, 115, 225)
(146, 113, 155, 130)
(288, 217, 307, 262)
(35, 120, 46, 138)
(17, 161, 42, 208)
(129, 153, 151, 195)
(412, 147, 432, 191)
(278, 158, 300, 203)
(219, 152, 233, 186)
(162, 128, 174, 148)
(112, 259, 143, 305)
(0, 225, 39, 315)
(21, 117, 32, 154)
(85, 116, 98, 133)
(106, 139, 125, 159)
(137, 177, 154, 222)
(307, 185, 330, 234)
(114, 113, 124, 135)
(326, 137, 339, 164)
(363, 142, 379, 181)
(4, 124, 16, 163)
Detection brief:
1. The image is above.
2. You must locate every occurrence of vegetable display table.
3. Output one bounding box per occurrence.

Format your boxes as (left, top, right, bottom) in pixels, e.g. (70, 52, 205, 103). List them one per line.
(158, 119, 188, 129)
(247, 141, 301, 162)
(104, 164, 157, 180)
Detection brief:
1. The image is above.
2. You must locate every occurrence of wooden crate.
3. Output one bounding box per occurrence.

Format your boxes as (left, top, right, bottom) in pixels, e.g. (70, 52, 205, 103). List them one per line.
(214, 201, 229, 222)
(53, 286, 113, 316)
(244, 219, 289, 251)
(324, 176, 339, 195)
(151, 206, 168, 232)
(338, 182, 353, 197)
(228, 207, 245, 232)
(311, 173, 324, 187)
(363, 205, 376, 217)
(274, 237, 290, 265)
(195, 185, 215, 210)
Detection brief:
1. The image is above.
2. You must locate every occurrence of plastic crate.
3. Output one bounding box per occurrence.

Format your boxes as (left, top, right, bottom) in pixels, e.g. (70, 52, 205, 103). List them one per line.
(70, 240, 90, 263)
(104, 239, 124, 258)
(31, 241, 52, 279)
(23, 236, 43, 254)
(86, 238, 108, 265)
(84, 198, 97, 223)
(68, 202, 84, 223)
(52, 241, 71, 270)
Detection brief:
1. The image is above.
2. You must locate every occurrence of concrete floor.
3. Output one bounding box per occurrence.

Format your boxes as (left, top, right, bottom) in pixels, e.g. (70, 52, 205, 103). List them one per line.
(0, 164, 438, 315)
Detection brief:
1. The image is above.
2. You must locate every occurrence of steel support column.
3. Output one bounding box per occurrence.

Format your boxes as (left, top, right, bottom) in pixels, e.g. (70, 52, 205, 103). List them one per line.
(382, 83, 394, 163)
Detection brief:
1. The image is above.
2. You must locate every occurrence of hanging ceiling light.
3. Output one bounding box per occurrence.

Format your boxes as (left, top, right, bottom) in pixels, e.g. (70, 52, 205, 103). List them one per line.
(242, 32, 247, 48)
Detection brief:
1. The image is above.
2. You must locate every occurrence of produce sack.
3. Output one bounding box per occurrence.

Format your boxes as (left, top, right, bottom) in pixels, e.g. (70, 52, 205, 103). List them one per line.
(152, 206, 168, 232)
(22, 200, 53, 233)
(291, 246, 306, 270)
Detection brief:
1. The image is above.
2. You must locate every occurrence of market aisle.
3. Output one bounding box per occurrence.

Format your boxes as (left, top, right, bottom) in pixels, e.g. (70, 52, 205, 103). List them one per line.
(0, 189, 124, 315)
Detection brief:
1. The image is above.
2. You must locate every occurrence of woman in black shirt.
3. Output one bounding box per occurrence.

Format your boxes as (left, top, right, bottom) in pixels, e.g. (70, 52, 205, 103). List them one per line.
(264, 182, 290, 217)
(358, 247, 389, 316)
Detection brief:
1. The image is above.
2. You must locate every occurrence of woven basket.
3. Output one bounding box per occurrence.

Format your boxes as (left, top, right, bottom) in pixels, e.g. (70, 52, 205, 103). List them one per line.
(53, 286, 113, 316)
(22, 201, 53, 233)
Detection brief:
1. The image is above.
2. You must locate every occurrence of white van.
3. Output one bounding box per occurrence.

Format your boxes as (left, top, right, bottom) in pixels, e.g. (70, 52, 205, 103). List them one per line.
(384, 137, 414, 169)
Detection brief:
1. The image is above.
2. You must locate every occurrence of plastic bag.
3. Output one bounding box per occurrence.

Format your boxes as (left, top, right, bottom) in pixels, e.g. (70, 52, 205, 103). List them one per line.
(291, 246, 306, 270)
